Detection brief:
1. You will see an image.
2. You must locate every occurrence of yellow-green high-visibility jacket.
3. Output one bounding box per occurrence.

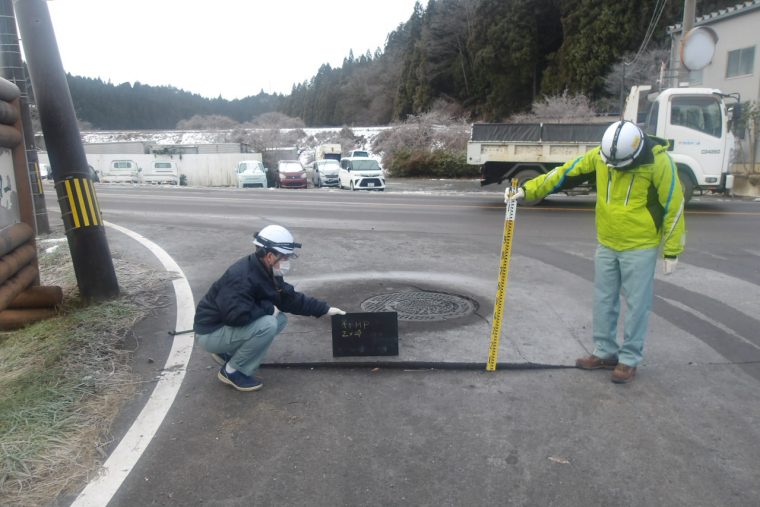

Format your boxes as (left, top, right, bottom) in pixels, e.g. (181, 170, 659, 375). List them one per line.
(523, 136, 686, 257)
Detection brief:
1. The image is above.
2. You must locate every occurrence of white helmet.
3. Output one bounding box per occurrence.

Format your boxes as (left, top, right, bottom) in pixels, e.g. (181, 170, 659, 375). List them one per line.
(253, 225, 301, 258)
(600, 121, 645, 169)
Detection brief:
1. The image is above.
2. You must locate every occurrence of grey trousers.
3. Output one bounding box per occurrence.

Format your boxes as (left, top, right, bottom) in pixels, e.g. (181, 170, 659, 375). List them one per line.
(196, 313, 288, 376)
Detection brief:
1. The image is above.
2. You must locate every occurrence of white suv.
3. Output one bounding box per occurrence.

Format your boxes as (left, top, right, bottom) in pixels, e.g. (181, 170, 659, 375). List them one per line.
(339, 157, 385, 191)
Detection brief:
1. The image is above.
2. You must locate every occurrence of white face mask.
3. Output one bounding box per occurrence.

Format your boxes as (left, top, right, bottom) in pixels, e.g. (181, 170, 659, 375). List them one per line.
(274, 259, 290, 276)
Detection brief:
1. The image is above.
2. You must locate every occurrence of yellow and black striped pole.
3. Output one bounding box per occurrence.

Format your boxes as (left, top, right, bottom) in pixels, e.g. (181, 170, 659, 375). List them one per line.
(17, 0, 119, 302)
(487, 178, 519, 371)
(59, 177, 103, 230)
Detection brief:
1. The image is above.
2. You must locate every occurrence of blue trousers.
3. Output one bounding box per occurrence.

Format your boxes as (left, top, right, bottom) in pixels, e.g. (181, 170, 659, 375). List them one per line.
(592, 244, 658, 368)
(196, 314, 288, 376)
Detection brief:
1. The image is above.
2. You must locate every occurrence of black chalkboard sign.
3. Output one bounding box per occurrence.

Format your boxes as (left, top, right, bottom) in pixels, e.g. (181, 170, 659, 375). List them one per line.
(331, 312, 399, 357)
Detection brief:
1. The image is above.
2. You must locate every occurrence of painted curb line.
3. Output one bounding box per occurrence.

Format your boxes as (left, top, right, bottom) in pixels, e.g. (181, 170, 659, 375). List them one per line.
(70, 221, 195, 507)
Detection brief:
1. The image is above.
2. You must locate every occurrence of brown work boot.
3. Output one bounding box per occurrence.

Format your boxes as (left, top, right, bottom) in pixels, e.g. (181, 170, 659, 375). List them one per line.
(575, 354, 618, 370)
(611, 364, 637, 383)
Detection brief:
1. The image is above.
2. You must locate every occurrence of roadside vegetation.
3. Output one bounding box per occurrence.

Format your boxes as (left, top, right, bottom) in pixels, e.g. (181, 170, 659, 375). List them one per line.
(0, 234, 172, 506)
(734, 100, 760, 179)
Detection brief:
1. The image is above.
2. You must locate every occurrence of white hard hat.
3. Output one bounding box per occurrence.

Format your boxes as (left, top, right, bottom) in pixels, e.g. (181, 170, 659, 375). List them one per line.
(600, 121, 645, 169)
(253, 225, 301, 258)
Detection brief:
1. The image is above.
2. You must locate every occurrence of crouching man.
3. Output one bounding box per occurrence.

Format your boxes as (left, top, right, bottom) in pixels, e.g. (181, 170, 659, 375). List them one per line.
(193, 225, 345, 391)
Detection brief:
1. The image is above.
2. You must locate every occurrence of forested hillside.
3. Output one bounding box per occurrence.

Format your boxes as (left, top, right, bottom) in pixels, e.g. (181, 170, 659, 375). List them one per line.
(59, 0, 739, 129)
(64, 77, 283, 129)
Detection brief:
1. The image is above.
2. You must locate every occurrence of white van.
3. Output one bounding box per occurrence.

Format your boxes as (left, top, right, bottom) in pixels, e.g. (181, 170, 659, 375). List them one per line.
(140, 160, 179, 185)
(338, 157, 385, 191)
(102, 160, 139, 183)
(235, 160, 268, 188)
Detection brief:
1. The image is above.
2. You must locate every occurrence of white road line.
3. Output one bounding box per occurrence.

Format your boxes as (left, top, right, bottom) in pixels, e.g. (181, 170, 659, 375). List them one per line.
(71, 221, 195, 507)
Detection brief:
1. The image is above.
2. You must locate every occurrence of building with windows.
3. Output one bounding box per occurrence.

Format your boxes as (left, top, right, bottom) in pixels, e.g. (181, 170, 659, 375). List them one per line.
(667, 1, 759, 103)
(668, 2, 760, 191)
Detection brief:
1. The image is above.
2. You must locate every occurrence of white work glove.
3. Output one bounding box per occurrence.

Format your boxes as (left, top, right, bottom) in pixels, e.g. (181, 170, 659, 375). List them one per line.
(504, 188, 525, 203)
(326, 307, 346, 316)
(272, 306, 281, 317)
(663, 257, 678, 275)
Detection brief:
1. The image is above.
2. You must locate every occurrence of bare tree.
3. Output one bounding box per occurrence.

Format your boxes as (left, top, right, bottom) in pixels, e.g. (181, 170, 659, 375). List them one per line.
(247, 112, 305, 129)
(509, 90, 597, 123)
(601, 46, 671, 111)
(176, 115, 239, 130)
(372, 103, 470, 167)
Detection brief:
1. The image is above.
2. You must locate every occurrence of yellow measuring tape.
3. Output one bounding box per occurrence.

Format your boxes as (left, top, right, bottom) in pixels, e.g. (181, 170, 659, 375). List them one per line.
(487, 179, 518, 371)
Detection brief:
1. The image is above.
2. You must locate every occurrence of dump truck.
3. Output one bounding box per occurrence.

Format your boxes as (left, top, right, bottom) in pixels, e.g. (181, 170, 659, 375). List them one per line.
(467, 86, 742, 205)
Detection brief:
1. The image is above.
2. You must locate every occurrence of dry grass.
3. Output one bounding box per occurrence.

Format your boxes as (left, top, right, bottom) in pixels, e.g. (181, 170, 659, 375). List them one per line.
(0, 234, 175, 506)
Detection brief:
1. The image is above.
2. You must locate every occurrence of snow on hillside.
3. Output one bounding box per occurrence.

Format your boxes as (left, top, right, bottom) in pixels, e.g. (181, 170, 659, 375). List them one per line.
(80, 126, 390, 145)
(80, 126, 391, 166)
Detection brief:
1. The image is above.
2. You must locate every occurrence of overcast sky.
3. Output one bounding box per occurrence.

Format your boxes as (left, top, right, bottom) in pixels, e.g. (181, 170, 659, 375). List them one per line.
(43, 0, 421, 100)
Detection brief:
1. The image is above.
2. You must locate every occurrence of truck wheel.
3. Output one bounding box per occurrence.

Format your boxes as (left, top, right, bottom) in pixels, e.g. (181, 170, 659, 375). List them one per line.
(678, 169, 694, 205)
(513, 169, 543, 207)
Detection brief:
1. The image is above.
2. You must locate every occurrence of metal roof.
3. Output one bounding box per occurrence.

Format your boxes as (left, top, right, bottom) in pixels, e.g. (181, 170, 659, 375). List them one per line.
(667, 0, 760, 34)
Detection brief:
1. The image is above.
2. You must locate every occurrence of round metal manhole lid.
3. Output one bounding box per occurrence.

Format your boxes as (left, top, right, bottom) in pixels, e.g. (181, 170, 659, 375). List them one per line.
(361, 291, 478, 322)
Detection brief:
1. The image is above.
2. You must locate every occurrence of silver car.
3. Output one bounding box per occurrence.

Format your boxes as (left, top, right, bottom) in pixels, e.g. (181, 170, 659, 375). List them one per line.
(312, 159, 341, 188)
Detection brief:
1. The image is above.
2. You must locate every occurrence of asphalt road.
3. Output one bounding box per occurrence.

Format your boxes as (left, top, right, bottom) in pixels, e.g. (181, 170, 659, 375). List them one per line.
(45, 180, 760, 507)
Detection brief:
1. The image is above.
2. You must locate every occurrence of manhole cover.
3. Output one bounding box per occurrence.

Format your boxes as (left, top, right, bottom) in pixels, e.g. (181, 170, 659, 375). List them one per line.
(361, 291, 478, 322)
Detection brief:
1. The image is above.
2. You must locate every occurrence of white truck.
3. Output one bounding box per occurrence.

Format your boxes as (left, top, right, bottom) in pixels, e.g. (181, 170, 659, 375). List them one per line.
(467, 86, 742, 204)
(315, 144, 342, 162)
(139, 160, 179, 185)
(100, 160, 139, 184)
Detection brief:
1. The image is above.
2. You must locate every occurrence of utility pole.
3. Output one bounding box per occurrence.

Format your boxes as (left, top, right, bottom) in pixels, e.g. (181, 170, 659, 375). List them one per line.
(0, 0, 49, 234)
(14, 0, 118, 302)
(679, 0, 697, 85)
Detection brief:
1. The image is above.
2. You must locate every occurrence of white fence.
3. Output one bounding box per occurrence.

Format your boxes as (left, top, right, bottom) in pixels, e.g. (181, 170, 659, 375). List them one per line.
(37, 152, 263, 187)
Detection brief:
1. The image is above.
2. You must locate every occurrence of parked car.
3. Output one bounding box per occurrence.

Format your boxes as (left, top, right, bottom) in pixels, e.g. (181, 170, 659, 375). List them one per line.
(345, 150, 369, 158)
(89, 165, 100, 183)
(339, 157, 386, 191)
(139, 160, 179, 185)
(38, 163, 98, 182)
(235, 160, 268, 188)
(275, 160, 307, 189)
(312, 159, 340, 188)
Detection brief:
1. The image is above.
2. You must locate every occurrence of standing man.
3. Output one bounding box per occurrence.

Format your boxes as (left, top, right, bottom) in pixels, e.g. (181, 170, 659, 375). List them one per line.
(194, 225, 346, 391)
(506, 121, 685, 383)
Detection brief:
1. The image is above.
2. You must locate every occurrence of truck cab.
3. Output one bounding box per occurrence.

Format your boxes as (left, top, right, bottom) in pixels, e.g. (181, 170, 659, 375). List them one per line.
(627, 86, 738, 201)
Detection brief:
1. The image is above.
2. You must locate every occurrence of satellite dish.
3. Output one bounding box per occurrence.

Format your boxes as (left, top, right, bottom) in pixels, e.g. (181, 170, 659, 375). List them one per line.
(681, 26, 718, 71)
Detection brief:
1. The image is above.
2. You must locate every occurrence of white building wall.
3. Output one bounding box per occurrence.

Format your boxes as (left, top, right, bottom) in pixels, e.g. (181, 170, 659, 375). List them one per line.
(671, 6, 760, 102)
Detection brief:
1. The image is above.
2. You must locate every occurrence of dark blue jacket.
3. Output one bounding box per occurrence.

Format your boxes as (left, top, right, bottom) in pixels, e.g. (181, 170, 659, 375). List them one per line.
(193, 255, 329, 334)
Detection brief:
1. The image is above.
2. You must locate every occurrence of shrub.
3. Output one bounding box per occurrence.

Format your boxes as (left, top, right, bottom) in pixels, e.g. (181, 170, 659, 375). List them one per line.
(388, 149, 476, 179)
(371, 107, 471, 169)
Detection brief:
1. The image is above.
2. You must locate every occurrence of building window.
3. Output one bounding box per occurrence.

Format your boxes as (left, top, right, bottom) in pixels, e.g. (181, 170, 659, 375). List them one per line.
(726, 46, 755, 77)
